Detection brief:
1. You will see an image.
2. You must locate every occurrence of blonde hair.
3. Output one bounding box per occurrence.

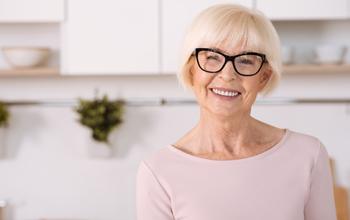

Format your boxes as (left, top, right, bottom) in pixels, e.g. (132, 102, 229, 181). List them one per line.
(177, 4, 282, 97)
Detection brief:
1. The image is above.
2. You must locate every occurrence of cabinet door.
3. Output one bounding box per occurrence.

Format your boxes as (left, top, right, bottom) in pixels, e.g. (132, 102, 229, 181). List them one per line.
(0, 0, 64, 22)
(161, 0, 253, 74)
(256, 0, 349, 20)
(61, 0, 159, 75)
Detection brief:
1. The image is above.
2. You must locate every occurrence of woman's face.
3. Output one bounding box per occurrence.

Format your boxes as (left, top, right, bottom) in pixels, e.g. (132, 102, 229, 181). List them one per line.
(190, 44, 272, 117)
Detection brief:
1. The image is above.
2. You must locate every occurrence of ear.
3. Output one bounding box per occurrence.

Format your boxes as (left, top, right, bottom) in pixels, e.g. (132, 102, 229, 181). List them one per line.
(188, 61, 195, 87)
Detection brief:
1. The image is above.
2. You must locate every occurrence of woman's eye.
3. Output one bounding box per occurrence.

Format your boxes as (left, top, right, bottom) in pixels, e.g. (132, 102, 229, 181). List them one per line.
(238, 59, 253, 65)
(206, 55, 221, 61)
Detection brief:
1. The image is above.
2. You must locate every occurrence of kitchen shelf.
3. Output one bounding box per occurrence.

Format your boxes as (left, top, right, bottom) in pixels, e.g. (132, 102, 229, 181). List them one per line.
(283, 64, 350, 74)
(2, 97, 350, 107)
(0, 67, 59, 77)
(0, 65, 349, 77)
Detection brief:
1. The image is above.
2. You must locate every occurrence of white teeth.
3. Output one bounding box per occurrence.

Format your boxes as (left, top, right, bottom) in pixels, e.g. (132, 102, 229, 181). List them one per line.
(212, 88, 239, 97)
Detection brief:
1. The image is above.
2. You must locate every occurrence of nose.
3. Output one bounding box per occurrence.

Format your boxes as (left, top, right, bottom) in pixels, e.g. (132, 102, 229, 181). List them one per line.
(217, 60, 238, 81)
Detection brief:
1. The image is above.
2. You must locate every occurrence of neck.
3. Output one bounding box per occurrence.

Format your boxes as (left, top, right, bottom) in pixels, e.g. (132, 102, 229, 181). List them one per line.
(190, 107, 262, 156)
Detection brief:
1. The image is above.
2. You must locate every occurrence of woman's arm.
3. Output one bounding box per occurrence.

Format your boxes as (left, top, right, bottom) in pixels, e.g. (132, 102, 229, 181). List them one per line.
(304, 141, 337, 220)
(136, 160, 175, 220)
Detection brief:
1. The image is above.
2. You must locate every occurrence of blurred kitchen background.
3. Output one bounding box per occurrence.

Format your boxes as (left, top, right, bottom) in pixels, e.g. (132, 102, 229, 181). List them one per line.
(0, 0, 350, 220)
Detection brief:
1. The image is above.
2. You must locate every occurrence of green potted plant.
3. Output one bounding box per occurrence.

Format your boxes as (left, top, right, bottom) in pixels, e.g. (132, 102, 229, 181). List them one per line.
(74, 94, 125, 157)
(0, 102, 9, 128)
(0, 102, 10, 158)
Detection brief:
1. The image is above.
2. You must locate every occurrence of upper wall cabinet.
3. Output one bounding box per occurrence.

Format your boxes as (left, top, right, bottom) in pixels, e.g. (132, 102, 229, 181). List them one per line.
(0, 0, 64, 22)
(256, 0, 349, 20)
(161, 0, 253, 74)
(61, 0, 159, 75)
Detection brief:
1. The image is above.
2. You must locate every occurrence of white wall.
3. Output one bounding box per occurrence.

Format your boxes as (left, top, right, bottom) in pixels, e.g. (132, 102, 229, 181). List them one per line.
(0, 20, 349, 220)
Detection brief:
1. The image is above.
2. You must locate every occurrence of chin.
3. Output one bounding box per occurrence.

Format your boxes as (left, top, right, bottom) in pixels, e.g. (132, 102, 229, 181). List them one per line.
(209, 106, 240, 117)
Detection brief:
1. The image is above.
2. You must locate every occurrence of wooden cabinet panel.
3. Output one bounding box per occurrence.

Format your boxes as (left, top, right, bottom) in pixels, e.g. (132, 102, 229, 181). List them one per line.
(256, 0, 349, 20)
(61, 0, 159, 74)
(0, 0, 64, 22)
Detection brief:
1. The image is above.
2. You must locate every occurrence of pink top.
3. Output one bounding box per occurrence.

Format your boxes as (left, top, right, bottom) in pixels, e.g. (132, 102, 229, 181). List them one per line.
(136, 129, 337, 220)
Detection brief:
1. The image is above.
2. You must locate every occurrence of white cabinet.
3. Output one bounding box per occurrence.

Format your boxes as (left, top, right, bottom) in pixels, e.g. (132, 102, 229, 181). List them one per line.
(161, 0, 253, 74)
(255, 0, 349, 20)
(0, 0, 64, 22)
(61, 0, 159, 75)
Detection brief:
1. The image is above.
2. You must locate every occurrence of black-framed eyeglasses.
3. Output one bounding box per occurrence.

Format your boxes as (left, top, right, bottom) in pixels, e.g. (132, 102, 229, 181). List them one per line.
(193, 48, 268, 76)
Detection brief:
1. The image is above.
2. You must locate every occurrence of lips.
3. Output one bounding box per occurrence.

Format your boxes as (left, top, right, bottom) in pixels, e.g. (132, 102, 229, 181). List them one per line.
(209, 87, 241, 94)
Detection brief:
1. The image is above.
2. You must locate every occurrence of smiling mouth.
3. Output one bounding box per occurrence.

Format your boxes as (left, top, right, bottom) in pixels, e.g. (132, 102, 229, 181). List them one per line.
(209, 88, 241, 97)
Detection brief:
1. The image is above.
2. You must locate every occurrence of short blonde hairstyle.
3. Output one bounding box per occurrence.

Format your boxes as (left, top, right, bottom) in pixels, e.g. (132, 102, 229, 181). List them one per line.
(177, 4, 282, 97)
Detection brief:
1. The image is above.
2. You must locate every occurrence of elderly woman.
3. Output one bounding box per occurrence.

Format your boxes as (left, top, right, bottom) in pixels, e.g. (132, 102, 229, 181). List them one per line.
(136, 4, 336, 220)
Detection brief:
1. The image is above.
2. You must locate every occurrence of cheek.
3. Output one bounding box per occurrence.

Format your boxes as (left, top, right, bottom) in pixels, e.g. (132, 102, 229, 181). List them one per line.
(242, 76, 261, 92)
(192, 66, 213, 88)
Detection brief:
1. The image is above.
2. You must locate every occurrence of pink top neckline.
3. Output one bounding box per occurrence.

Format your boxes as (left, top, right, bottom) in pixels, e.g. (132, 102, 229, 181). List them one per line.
(167, 128, 290, 163)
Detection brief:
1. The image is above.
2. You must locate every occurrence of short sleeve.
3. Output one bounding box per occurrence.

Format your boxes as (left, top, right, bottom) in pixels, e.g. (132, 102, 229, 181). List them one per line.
(304, 141, 337, 220)
(136, 160, 175, 220)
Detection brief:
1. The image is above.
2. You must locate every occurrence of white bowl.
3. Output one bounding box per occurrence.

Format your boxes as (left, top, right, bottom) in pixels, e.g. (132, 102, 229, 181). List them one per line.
(313, 45, 346, 64)
(281, 46, 294, 64)
(2, 46, 50, 69)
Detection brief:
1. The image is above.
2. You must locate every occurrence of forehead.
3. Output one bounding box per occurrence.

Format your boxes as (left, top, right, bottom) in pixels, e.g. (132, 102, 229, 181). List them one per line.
(199, 39, 263, 56)
(196, 17, 266, 55)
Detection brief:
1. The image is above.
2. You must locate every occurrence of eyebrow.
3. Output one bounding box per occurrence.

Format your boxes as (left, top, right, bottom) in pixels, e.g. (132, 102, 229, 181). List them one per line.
(210, 47, 253, 56)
